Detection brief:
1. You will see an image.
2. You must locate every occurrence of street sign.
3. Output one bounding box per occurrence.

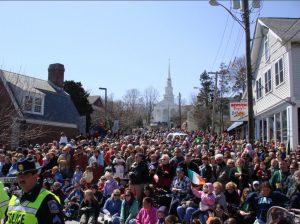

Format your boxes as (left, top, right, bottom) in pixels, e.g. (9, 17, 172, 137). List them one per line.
(229, 101, 248, 121)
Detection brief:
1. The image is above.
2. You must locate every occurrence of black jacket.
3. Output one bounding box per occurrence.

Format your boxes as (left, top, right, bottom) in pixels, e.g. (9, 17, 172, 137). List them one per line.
(129, 161, 149, 184)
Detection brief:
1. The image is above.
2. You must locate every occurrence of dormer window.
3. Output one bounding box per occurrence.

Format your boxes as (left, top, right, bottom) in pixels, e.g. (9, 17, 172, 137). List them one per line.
(24, 95, 44, 115)
(264, 36, 270, 61)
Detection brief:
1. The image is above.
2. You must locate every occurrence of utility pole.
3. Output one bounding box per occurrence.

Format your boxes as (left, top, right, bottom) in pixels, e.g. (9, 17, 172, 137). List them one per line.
(99, 87, 107, 129)
(209, 0, 256, 145)
(208, 71, 219, 135)
(243, 0, 254, 145)
(208, 69, 228, 135)
(178, 92, 182, 129)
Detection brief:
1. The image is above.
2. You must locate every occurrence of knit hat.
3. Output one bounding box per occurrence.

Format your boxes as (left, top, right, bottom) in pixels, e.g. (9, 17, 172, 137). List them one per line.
(157, 206, 168, 215)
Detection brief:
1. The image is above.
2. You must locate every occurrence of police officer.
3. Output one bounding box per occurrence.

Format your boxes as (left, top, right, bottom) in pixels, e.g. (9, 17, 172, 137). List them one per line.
(0, 180, 9, 220)
(5, 157, 65, 224)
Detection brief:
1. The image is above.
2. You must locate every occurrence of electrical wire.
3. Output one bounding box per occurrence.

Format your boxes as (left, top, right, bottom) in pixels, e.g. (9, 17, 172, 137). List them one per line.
(220, 18, 235, 65)
(252, 19, 300, 75)
(252, 19, 300, 74)
(228, 26, 243, 66)
(210, 14, 230, 71)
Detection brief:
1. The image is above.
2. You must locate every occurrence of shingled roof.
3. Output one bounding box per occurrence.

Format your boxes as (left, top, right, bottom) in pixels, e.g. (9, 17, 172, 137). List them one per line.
(259, 17, 300, 42)
(1, 70, 81, 126)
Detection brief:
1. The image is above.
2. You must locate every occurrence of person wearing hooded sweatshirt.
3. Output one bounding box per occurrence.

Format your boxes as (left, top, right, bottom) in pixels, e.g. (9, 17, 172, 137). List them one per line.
(177, 183, 215, 224)
(246, 181, 288, 224)
(242, 143, 256, 159)
(156, 206, 168, 224)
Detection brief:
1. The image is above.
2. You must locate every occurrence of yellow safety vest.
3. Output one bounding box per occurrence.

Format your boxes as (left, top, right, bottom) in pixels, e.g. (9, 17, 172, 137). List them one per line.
(5, 189, 60, 224)
(0, 181, 9, 219)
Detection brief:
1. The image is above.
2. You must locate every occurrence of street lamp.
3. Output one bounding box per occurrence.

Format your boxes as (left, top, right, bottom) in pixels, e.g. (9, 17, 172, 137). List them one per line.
(99, 87, 107, 128)
(209, 0, 255, 145)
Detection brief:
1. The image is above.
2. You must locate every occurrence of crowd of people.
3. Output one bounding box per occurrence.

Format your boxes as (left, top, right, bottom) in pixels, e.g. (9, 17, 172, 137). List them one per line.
(1, 129, 300, 224)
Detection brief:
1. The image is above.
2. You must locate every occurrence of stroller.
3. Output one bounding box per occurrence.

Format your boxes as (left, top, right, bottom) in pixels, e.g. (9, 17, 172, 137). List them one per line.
(266, 206, 300, 224)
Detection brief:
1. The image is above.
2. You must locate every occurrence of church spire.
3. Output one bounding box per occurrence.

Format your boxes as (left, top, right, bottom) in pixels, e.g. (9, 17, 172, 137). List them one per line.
(164, 60, 174, 103)
(168, 59, 171, 80)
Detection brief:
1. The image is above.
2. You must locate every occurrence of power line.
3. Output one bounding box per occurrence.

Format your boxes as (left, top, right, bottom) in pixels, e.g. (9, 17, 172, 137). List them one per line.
(228, 26, 243, 66)
(220, 18, 235, 64)
(210, 14, 230, 71)
(251, 19, 300, 73)
(252, 20, 300, 75)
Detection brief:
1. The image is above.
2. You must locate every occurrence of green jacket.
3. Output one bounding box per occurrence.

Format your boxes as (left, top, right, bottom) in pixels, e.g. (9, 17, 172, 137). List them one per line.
(269, 170, 290, 194)
(120, 200, 139, 224)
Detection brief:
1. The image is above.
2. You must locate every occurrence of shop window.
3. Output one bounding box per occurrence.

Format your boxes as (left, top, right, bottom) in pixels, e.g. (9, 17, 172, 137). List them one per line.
(276, 113, 281, 142)
(282, 110, 287, 142)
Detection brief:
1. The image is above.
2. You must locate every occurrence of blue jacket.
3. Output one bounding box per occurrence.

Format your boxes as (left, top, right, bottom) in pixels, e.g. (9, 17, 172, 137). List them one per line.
(102, 197, 122, 216)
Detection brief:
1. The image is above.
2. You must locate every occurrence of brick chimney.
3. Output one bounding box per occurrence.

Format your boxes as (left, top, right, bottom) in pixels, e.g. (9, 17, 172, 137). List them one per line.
(48, 63, 65, 88)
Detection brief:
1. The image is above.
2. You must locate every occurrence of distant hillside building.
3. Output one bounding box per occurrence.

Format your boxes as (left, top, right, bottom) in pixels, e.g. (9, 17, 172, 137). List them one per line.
(152, 64, 178, 126)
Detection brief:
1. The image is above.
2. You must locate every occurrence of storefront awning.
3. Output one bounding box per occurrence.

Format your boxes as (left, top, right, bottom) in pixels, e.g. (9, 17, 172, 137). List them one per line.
(227, 121, 244, 132)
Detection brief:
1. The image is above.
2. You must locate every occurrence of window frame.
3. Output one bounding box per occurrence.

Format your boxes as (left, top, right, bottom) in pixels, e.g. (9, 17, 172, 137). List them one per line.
(264, 68, 272, 94)
(275, 58, 284, 86)
(23, 94, 44, 115)
(264, 35, 270, 62)
(256, 78, 262, 100)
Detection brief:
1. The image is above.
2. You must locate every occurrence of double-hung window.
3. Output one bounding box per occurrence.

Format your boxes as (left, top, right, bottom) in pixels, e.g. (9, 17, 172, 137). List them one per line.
(264, 69, 272, 94)
(256, 78, 262, 99)
(264, 36, 270, 61)
(275, 58, 284, 85)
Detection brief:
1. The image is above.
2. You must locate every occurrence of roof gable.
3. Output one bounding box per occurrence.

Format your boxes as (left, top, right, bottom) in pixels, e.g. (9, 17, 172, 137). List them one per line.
(1, 69, 81, 125)
(251, 17, 300, 80)
(88, 95, 103, 107)
(259, 17, 300, 42)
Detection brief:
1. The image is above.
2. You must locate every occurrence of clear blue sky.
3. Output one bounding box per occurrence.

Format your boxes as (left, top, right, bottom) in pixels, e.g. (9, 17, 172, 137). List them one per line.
(0, 1, 299, 103)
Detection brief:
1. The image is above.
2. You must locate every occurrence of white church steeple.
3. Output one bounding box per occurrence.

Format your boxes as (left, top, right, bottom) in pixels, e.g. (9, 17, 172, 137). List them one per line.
(163, 61, 174, 103)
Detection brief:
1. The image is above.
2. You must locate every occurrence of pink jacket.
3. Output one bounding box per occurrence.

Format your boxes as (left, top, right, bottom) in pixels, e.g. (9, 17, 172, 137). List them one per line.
(136, 207, 158, 224)
(191, 183, 216, 211)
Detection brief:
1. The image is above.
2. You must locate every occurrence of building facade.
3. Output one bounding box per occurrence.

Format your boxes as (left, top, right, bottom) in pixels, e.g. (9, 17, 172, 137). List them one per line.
(152, 64, 178, 126)
(0, 63, 81, 148)
(252, 18, 300, 150)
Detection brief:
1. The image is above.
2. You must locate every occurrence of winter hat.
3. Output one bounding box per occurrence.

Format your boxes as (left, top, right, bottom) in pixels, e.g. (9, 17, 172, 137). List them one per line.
(157, 206, 168, 215)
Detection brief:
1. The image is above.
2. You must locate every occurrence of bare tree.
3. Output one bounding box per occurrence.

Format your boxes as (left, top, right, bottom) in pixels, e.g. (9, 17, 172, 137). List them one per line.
(143, 86, 159, 125)
(229, 56, 247, 95)
(190, 93, 212, 131)
(122, 89, 145, 130)
(123, 89, 141, 113)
